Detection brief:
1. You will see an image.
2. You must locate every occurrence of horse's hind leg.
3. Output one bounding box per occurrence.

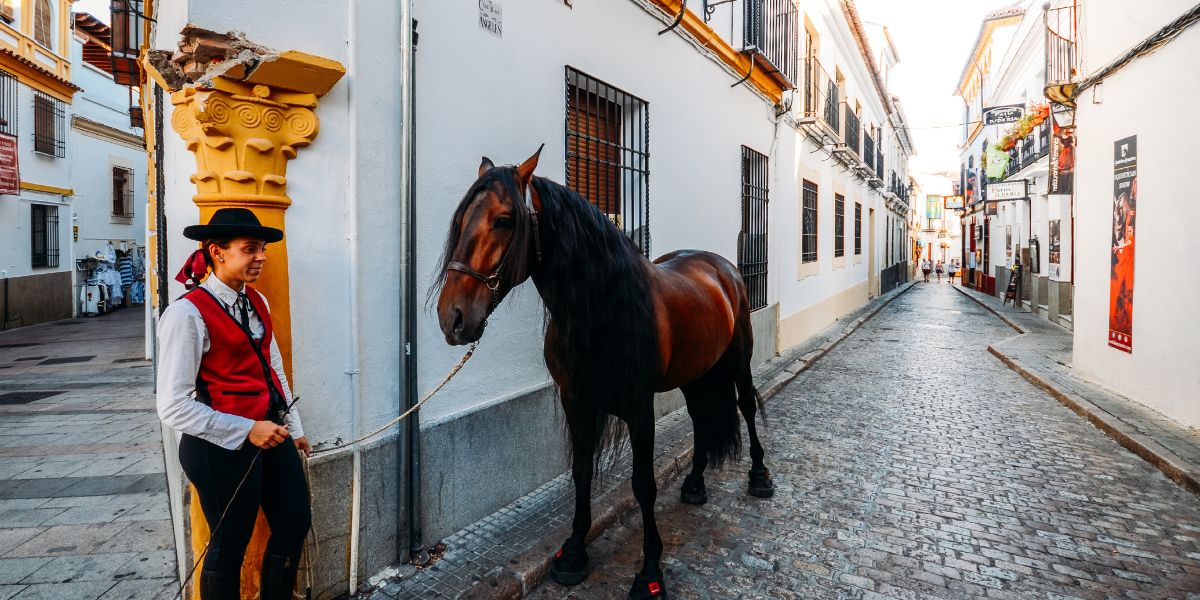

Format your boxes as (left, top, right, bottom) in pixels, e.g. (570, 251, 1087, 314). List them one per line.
(627, 412, 667, 600)
(679, 381, 711, 505)
(732, 315, 774, 498)
(549, 406, 595, 586)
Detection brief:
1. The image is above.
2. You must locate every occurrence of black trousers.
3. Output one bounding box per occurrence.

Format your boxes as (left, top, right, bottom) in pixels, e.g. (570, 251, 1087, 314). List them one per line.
(179, 433, 312, 573)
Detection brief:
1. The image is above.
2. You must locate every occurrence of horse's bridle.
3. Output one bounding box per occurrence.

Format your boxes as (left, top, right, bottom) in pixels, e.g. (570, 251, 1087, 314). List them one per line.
(445, 180, 542, 315)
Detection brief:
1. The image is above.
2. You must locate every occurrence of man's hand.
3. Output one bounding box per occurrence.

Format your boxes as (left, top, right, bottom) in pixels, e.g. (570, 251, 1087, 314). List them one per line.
(295, 436, 311, 457)
(248, 421, 289, 449)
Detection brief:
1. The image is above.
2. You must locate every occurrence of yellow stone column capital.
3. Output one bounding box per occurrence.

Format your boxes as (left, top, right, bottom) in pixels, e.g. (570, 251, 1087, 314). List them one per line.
(170, 80, 324, 211)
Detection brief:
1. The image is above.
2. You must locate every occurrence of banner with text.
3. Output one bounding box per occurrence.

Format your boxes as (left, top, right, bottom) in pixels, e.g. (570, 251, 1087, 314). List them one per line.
(1108, 135, 1137, 353)
(0, 134, 18, 196)
(1049, 109, 1075, 194)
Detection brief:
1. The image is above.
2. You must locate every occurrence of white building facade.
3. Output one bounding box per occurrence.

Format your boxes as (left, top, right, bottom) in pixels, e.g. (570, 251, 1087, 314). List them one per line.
(0, 7, 145, 330)
(144, 0, 914, 595)
(1057, 0, 1200, 427)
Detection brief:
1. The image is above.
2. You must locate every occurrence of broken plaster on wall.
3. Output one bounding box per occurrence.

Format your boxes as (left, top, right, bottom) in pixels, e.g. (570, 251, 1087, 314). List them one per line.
(145, 25, 281, 92)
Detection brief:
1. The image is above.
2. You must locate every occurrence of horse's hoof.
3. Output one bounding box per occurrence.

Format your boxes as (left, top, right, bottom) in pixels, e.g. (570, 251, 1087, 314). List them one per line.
(549, 546, 589, 586)
(748, 467, 775, 498)
(680, 474, 707, 505)
(628, 573, 667, 599)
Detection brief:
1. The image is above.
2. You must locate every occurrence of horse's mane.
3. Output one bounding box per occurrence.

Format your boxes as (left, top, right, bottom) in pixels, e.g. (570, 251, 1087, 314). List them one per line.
(528, 174, 659, 472)
(431, 166, 658, 473)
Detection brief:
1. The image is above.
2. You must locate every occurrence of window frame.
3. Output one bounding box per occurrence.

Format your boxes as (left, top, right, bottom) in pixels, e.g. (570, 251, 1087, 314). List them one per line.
(33, 91, 66, 158)
(801, 179, 818, 264)
(834, 193, 845, 258)
(0, 69, 15, 137)
(112, 166, 134, 218)
(30, 203, 59, 268)
(33, 0, 52, 51)
(854, 202, 862, 256)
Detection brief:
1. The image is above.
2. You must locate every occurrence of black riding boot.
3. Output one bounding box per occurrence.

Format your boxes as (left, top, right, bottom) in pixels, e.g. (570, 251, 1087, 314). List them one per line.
(260, 551, 300, 600)
(199, 569, 240, 600)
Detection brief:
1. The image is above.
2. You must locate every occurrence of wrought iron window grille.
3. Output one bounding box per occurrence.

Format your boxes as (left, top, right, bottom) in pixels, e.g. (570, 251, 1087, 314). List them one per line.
(565, 66, 650, 256)
(30, 203, 59, 268)
(32, 92, 65, 158)
(801, 179, 818, 264)
(739, 146, 769, 311)
(0, 69, 15, 137)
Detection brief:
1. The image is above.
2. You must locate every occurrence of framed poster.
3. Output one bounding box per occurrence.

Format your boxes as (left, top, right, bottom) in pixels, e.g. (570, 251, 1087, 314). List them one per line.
(1108, 136, 1137, 353)
(1048, 219, 1061, 279)
(0, 134, 18, 196)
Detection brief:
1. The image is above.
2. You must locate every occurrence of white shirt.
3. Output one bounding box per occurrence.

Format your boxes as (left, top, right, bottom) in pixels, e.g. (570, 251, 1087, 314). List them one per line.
(156, 275, 304, 450)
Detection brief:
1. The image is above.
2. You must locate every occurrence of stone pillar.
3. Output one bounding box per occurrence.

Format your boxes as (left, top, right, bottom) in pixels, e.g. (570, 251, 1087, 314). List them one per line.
(155, 51, 344, 599)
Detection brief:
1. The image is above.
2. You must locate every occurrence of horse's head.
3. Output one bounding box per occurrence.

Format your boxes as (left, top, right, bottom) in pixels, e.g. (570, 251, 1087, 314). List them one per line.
(434, 146, 543, 345)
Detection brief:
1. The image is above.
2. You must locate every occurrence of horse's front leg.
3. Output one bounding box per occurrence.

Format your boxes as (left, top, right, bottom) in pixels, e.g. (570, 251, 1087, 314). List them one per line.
(628, 415, 667, 599)
(549, 411, 595, 586)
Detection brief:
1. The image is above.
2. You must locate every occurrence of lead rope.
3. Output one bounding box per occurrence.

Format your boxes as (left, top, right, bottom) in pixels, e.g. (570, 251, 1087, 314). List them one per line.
(176, 342, 480, 600)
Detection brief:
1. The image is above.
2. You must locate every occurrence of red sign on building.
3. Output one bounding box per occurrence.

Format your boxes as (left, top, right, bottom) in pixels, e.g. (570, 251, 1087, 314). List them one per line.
(0, 134, 19, 196)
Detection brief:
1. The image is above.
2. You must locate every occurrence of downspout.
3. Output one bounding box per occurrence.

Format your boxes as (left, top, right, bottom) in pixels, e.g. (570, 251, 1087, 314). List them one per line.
(398, 0, 422, 562)
(347, 0, 364, 593)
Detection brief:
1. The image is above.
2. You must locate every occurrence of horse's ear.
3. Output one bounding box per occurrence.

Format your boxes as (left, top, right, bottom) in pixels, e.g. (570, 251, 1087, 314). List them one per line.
(515, 144, 544, 189)
(478, 156, 495, 178)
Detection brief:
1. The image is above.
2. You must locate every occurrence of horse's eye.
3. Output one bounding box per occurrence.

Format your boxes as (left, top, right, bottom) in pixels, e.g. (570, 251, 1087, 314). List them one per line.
(493, 216, 513, 229)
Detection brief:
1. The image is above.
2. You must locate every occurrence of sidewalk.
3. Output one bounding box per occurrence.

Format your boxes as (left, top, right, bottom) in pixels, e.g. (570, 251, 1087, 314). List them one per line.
(361, 283, 918, 599)
(953, 283, 1200, 496)
(0, 308, 178, 600)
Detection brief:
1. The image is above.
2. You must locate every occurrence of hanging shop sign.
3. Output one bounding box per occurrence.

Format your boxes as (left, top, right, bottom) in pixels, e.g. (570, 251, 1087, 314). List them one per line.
(0, 134, 18, 196)
(925, 195, 943, 220)
(943, 196, 964, 210)
(479, 0, 503, 37)
(1108, 135, 1137, 353)
(986, 180, 1028, 201)
(1049, 110, 1075, 194)
(983, 104, 1025, 126)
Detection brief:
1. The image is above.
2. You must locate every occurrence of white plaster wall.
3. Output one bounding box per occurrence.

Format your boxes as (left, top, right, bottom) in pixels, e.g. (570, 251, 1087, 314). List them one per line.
(1072, 9, 1200, 426)
(0, 193, 72, 279)
(412, 0, 784, 422)
(153, 0, 405, 446)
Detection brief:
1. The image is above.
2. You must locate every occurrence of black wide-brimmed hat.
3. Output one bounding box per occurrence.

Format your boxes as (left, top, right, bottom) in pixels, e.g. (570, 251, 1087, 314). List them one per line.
(183, 208, 283, 243)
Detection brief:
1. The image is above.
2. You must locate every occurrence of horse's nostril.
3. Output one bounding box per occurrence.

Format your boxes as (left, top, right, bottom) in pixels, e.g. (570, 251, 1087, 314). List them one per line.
(452, 308, 464, 335)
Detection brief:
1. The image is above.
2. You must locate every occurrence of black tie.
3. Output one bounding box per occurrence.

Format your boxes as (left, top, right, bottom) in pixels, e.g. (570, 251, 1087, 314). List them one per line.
(236, 293, 250, 330)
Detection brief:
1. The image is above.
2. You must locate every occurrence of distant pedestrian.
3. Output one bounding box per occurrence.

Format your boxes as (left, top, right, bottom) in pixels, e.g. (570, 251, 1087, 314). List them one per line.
(921, 259, 931, 282)
(948, 260, 958, 283)
(968, 252, 977, 288)
(935, 261, 944, 282)
(115, 251, 134, 307)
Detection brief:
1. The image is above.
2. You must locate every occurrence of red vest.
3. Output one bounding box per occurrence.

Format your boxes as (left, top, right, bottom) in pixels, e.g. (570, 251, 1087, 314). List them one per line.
(186, 285, 285, 421)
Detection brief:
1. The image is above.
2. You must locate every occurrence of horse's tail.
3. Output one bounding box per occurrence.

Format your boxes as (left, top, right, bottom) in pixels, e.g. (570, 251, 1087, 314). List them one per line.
(687, 367, 743, 467)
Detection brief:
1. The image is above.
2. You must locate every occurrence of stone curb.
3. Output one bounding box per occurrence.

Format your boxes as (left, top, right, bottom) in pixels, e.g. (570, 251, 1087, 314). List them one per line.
(950, 284, 1024, 334)
(457, 281, 918, 599)
(987, 345, 1200, 498)
(953, 284, 1200, 498)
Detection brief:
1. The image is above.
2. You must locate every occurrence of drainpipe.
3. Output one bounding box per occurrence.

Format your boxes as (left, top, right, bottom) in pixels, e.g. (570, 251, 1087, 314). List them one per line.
(347, 0, 364, 593)
(400, 2, 421, 562)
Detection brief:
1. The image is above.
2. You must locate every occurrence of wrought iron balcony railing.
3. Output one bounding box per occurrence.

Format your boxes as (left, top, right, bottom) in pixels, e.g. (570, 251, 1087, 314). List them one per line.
(742, 0, 798, 88)
(800, 57, 839, 136)
(1044, 3, 1078, 105)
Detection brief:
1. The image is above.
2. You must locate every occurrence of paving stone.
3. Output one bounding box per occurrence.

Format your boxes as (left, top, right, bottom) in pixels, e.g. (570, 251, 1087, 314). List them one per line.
(20, 552, 139, 583)
(7, 581, 115, 600)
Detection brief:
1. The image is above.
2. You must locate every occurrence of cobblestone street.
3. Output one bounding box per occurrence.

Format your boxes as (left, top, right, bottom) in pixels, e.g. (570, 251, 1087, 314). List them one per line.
(528, 283, 1200, 600)
(0, 309, 177, 600)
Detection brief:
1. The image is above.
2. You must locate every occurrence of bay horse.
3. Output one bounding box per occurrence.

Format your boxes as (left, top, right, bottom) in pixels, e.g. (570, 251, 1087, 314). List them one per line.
(433, 147, 773, 599)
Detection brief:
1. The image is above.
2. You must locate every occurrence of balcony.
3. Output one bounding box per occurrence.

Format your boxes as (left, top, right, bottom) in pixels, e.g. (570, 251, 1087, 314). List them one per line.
(1044, 3, 1078, 106)
(1001, 122, 1051, 179)
(863, 130, 874, 166)
(842, 105, 860, 156)
(799, 57, 839, 137)
(741, 0, 799, 89)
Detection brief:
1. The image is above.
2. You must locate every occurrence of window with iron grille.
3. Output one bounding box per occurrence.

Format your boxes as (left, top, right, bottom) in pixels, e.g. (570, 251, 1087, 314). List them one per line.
(801, 179, 818, 263)
(33, 92, 65, 158)
(112, 166, 134, 217)
(30, 203, 59, 268)
(834, 193, 845, 257)
(739, 146, 769, 311)
(0, 69, 15, 136)
(565, 66, 649, 256)
(854, 202, 862, 255)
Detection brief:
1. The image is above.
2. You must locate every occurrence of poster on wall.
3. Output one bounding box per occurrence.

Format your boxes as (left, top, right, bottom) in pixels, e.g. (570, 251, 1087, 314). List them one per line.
(1048, 219, 1062, 279)
(944, 196, 964, 210)
(1005, 225, 1013, 267)
(1049, 109, 1075, 194)
(0, 134, 18, 196)
(1108, 135, 1137, 353)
